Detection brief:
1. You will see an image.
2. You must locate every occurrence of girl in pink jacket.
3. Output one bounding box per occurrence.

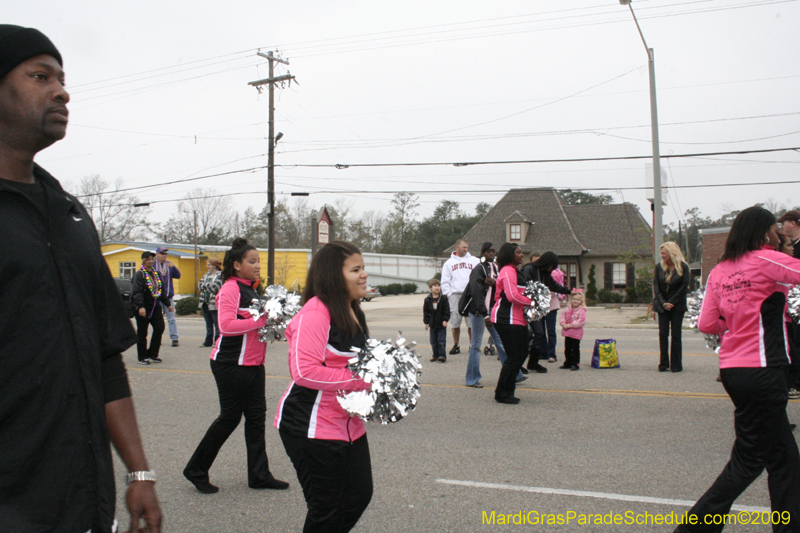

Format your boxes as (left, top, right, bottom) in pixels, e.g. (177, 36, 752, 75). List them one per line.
(491, 243, 533, 404)
(275, 241, 373, 532)
(184, 238, 289, 494)
(679, 207, 800, 532)
(559, 291, 587, 370)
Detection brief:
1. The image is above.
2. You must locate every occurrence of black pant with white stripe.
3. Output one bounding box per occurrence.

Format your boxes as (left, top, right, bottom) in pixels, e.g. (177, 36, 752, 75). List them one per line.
(184, 361, 273, 486)
(675, 367, 800, 533)
(494, 323, 529, 401)
(280, 431, 373, 533)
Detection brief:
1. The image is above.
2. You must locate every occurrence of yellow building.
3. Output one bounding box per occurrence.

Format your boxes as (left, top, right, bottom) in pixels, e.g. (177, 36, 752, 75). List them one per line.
(101, 241, 310, 295)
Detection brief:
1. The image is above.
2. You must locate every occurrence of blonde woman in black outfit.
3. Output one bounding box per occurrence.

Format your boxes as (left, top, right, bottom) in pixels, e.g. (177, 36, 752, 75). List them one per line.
(653, 241, 690, 372)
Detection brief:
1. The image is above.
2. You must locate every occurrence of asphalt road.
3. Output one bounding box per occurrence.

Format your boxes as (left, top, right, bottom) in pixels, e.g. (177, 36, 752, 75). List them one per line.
(115, 297, 800, 532)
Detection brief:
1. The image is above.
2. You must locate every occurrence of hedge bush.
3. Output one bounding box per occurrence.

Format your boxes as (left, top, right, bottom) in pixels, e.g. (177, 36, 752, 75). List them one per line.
(401, 283, 418, 294)
(375, 283, 418, 296)
(597, 289, 623, 304)
(175, 296, 201, 315)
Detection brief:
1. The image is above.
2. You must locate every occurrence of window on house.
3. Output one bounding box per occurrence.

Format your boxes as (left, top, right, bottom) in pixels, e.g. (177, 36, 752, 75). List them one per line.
(612, 262, 626, 288)
(566, 263, 578, 288)
(510, 223, 521, 241)
(119, 261, 136, 280)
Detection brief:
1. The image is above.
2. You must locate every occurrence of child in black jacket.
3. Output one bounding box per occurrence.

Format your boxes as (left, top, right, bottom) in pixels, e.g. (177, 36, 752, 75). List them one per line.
(423, 279, 450, 362)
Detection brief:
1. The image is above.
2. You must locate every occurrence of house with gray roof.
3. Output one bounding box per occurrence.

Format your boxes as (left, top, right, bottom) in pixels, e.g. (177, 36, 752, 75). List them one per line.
(445, 188, 653, 292)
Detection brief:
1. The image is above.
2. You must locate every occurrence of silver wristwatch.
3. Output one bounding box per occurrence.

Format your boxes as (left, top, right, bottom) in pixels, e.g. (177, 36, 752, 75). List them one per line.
(126, 470, 157, 485)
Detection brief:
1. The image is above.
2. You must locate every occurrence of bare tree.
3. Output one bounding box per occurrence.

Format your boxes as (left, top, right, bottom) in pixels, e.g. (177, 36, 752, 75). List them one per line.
(349, 210, 387, 252)
(230, 207, 268, 247)
(274, 198, 313, 248)
(158, 188, 235, 244)
(380, 192, 419, 254)
(72, 175, 152, 242)
(328, 198, 355, 243)
(762, 197, 788, 218)
(179, 189, 234, 243)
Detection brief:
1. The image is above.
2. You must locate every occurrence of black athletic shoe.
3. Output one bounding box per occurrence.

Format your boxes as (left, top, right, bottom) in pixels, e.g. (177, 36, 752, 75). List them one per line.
(531, 363, 548, 374)
(448, 345, 460, 355)
(495, 396, 521, 405)
(183, 470, 219, 494)
(249, 477, 290, 490)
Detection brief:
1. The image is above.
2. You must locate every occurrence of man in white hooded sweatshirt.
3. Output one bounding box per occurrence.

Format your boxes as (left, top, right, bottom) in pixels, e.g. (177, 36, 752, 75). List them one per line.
(441, 239, 480, 354)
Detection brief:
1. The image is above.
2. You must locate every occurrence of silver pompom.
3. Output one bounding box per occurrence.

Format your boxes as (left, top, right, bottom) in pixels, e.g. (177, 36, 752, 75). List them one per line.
(788, 286, 800, 324)
(687, 289, 722, 354)
(337, 332, 422, 424)
(523, 281, 551, 322)
(248, 285, 302, 342)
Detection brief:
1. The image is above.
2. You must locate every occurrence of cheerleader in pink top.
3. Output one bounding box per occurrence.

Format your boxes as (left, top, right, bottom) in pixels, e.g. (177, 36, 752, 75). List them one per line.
(276, 241, 374, 532)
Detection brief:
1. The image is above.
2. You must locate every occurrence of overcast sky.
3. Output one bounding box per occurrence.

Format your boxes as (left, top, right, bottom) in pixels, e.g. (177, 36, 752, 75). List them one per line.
(12, 0, 800, 230)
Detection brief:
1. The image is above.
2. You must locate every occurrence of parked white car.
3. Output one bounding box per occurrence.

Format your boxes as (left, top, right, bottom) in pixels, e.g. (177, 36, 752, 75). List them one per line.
(362, 285, 381, 301)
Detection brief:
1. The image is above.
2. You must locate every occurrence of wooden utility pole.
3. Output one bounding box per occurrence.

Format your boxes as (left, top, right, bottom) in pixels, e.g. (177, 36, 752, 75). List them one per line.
(193, 210, 199, 296)
(248, 51, 295, 285)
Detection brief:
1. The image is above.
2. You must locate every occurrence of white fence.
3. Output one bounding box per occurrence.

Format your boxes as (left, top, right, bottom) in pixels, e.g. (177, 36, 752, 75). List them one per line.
(361, 252, 445, 292)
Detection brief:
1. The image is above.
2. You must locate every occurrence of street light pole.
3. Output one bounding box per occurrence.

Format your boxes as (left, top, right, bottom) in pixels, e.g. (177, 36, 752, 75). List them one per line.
(620, 0, 663, 263)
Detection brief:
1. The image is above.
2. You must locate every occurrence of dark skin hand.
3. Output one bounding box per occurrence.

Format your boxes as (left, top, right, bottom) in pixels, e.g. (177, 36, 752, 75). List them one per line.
(105, 397, 162, 533)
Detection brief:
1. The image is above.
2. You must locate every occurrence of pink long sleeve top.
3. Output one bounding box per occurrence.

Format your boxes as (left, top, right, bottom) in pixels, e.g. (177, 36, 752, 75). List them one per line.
(274, 297, 370, 441)
(210, 277, 267, 366)
(699, 247, 800, 368)
(491, 264, 533, 326)
(559, 306, 586, 340)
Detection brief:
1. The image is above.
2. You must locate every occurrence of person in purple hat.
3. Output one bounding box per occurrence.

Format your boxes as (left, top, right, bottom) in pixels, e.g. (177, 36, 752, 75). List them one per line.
(154, 246, 181, 346)
(0, 25, 161, 532)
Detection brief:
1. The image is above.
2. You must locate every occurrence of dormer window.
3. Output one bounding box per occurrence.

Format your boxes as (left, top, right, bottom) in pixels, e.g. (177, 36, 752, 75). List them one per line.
(510, 223, 521, 241)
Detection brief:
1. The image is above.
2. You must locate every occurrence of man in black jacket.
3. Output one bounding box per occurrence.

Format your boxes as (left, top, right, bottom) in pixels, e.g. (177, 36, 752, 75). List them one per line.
(132, 251, 175, 365)
(0, 25, 161, 532)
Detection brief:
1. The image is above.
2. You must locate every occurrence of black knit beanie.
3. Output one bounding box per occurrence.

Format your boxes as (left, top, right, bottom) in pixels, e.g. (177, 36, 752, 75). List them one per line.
(0, 25, 62, 81)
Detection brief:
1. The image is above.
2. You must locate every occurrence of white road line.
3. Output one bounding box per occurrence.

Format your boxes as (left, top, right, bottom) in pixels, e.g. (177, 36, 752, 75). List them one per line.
(435, 479, 769, 513)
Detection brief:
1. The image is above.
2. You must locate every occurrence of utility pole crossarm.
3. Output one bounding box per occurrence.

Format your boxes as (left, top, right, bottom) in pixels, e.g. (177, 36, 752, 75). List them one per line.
(257, 51, 290, 65)
(248, 74, 295, 88)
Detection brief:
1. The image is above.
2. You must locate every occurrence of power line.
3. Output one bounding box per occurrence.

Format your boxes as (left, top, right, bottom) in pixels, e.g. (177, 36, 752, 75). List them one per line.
(280, 146, 800, 168)
(74, 146, 800, 200)
(74, 166, 267, 198)
(97, 177, 800, 208)
(300, 179, 800, 196)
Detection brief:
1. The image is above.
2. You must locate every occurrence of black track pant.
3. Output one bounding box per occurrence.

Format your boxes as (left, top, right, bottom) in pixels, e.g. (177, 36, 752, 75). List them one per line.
(564, 337, 581, 367)
(494, 323, 529, 400)
(280, 432, 373, 533)
(135, 304, 164, 361)
(184, 361, 273, 485)
(675, 367, 800, 533)
(658, 310, 684, 370)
